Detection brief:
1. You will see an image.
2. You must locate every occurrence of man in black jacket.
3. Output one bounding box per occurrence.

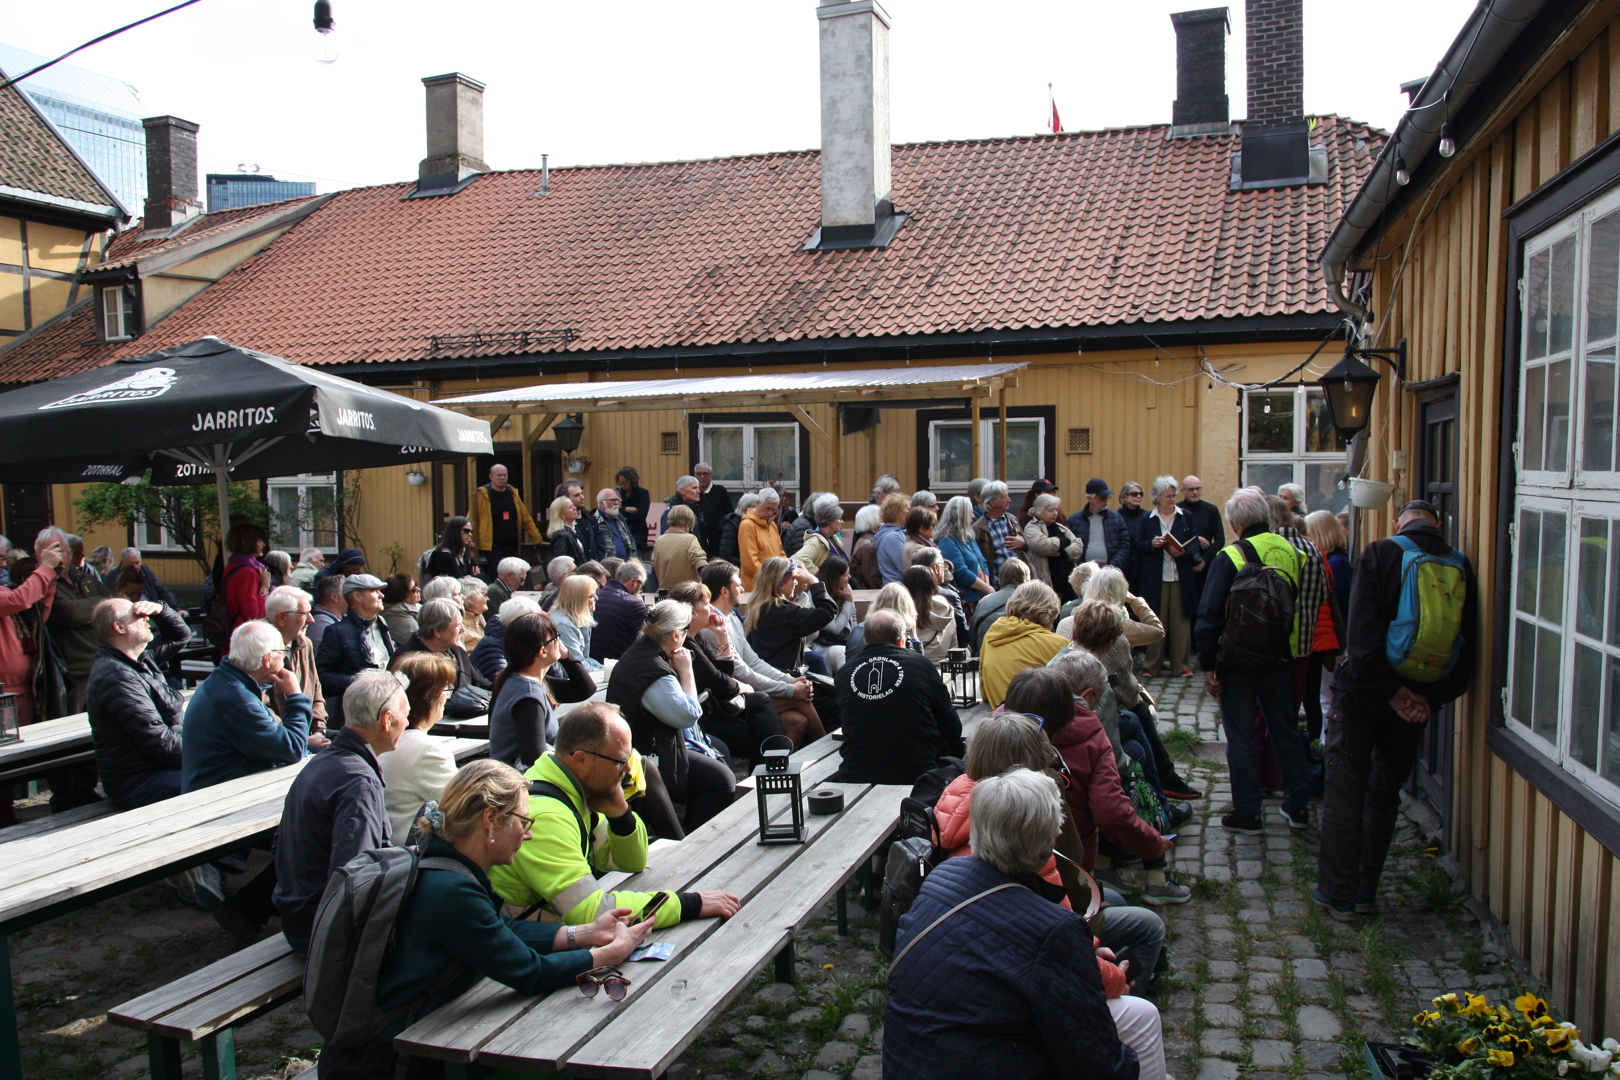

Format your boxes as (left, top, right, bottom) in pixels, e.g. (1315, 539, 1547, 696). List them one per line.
(273, 670, 406, 954)
(1066, 478, 1132, 572)
(1178, 475, 1226, 604)
(315, 574, 395, 728)
(1314, 501, 1477, 921)
(835, 610, 962, 785)
(85, 597, 190, 808)
(693, 462, 730, 554)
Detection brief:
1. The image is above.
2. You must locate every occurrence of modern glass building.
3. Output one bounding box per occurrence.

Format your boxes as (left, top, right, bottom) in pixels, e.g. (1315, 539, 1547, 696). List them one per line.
(0, 43, 144, 213)
(206, 174, 317, 212)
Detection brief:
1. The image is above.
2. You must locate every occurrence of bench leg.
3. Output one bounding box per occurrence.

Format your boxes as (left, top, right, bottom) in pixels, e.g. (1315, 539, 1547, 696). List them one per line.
(773, 941, 795, 984)
(1, 933, 21, 1080)
(836, 884, 848, 937)
(444, 1062, 486, 1079)
(199, 1028, 237, 1080)
(147, 1032, 184, 1080)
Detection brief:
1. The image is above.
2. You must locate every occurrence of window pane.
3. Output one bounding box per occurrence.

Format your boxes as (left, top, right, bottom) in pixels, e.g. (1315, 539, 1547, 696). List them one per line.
(1571, 644, 1603, 769)
(1539, 510, 1567, 624)
(1247, 392, 1295, 453)
(1522, 365, 1546, 471)
(701, 427, 743, 485)
(1585, 350, 1616, 472)
(1533, 624, 1562, 741)
(1612, 528, 1620, 647)
(1515, 507, 1540, 616)
(932, 423, 973, 484)
(1245, 461, 1295, 496)
(1550, 236, 1577, 355)
(1525, 247, 1550, 360)
(306, 485, 337, 548)
(1511, 617, 1536, 726)
(271, 487, 300, 549)
(1606, 658, 1620, 785)
(1000, 420, 1043, 485)
(1303, 389, 1337, 452)
(1545, 358, 1571, 472)
(1577, 518, 1609, 639)
(753, 427, 798, 488)
(1303, 463, 1350, 518)
(1588, 209, 1620, 342)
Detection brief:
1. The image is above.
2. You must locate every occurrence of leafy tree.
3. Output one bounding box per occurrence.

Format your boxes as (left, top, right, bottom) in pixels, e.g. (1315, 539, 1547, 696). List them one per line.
(75, 475, 270, 576)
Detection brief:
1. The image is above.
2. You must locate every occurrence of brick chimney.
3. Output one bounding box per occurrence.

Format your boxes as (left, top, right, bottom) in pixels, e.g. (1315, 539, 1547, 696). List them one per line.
(412, 73, 489, 198)
(1170, 8, 1230, 132)
(141, 116, 201, 229)
(1245, 0, 1303, 127)
(811, 0, 904, 250)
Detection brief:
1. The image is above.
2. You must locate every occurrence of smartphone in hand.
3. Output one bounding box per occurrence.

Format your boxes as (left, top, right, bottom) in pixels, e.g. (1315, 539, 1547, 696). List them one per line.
(638, 891, 671, 923)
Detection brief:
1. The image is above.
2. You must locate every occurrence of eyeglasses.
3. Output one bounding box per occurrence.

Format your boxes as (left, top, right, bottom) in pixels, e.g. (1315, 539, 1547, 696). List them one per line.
(270, 647, 292, 656)
(294, 609, 313, 618)
(461, 527, 474, 534)
(582, 747, 632, 770)
(576, 967, 631, 1001)
(507, 811, 537, 831)
(537, 634, 561, 649)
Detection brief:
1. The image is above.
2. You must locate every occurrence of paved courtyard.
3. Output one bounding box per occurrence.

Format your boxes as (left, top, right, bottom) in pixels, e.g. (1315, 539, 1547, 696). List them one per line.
(7, 680, 1514, 1079)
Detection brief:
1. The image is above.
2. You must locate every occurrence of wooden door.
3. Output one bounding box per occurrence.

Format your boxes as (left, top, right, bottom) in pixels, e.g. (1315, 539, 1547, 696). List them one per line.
(1410, 389, 1459, 840)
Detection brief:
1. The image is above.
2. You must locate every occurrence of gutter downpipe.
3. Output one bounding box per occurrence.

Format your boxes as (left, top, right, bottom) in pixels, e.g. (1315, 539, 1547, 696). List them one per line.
(1319, 0, 1549, 330)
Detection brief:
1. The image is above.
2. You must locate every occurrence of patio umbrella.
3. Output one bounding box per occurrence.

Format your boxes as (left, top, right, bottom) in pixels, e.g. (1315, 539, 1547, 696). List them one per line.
(0, 336, 492, 538)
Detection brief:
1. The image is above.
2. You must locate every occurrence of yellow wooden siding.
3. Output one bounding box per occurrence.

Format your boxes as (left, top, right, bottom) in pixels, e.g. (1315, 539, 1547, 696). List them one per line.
(26, 222, 89, 274)
(1354, 9, 1620, 1035)
(141, 229, 294, 325)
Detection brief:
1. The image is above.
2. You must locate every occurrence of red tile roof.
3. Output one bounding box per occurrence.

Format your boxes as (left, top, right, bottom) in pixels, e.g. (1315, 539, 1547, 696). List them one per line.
(0, 117, 1383, 384)
(0, 82, 121, 214)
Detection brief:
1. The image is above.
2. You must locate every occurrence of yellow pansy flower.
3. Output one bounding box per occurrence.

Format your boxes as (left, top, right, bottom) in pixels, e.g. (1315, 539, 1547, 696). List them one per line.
(1516, 993, 1549, 1019)
(1464, 994, 1492, 1018)
(1458, 1038, 1481, 1055)
(1488, 1049, 1516, 1068)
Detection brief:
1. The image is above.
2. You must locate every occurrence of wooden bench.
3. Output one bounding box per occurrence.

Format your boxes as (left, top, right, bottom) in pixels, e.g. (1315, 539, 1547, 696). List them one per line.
(108, 935, 304, 1080)
(0, 800, 117, 843)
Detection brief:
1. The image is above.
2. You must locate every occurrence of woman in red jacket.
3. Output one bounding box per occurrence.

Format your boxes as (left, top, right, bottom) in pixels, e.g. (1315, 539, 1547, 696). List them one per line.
(223, 522, 272, 630)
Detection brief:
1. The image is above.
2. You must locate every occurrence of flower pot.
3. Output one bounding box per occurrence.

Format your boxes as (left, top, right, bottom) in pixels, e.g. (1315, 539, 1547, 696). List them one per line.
(1349, 477, 1395, 509)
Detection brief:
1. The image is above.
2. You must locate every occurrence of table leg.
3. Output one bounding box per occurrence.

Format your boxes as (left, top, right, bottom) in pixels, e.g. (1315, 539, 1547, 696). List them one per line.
(148, 1032, 184, 1080)
(773, 941, 795, 984)
(1, 932, 20, 1080)
(444, 1062, 486, 1079)
(199, 1028, 236, 1080)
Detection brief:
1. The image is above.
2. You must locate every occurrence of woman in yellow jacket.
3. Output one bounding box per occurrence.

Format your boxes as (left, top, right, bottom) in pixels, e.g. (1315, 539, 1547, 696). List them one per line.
(979, 581, 1069, 707)
(737, 488, 786, 590)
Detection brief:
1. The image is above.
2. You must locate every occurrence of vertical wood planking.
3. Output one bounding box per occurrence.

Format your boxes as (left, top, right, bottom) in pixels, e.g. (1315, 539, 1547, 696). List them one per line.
(1549, 815, 1579, 1012)
(1574, 834, 1610, 1032)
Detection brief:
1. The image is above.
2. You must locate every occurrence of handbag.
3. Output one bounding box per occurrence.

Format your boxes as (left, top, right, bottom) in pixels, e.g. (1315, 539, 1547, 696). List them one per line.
(445, 684, 492, 719)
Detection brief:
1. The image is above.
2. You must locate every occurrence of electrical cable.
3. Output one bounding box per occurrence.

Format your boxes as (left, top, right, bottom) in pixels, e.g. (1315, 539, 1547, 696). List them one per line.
(0, 0, 205, 92)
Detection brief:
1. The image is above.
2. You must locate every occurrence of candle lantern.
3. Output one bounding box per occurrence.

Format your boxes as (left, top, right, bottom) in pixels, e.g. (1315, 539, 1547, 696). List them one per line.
(940, 647, 980, 709)
(0, 693, 19, 745)
(752, 735, 806, 845)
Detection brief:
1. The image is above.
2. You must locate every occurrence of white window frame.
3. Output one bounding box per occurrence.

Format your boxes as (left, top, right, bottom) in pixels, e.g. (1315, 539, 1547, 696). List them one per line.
(266, 473, 340, 553)
(696, 423, 801, 499)
(99, 284, 135, 341)
(133, 515, 188, 554)
(926, 417, 1048, 493)
(1240, 385, 1349, 514)
(1506, 186, 1620, 806)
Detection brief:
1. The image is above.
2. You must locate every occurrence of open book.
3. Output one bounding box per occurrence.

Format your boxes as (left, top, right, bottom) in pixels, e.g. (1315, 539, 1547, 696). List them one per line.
(1161, 533, 1187, 558)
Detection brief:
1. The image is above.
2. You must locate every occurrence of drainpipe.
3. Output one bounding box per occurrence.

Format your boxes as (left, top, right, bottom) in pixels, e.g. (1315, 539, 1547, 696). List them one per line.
(1319, 0, 1549, 327)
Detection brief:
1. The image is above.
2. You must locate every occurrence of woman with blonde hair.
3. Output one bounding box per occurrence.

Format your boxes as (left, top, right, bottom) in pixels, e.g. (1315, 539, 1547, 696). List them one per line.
(840, 581, 919, 667)
(551, 574, 602, 672)
(459, 576, 489, 650)
(546, 496, 587, 565)
(312, 757, 652, 1079)
(380, 650, 460, 843)
(743, 556, 840, 674)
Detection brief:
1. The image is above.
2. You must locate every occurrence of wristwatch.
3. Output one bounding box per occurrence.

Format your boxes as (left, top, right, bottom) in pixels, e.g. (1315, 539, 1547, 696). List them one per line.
(566, 925, 577, 949)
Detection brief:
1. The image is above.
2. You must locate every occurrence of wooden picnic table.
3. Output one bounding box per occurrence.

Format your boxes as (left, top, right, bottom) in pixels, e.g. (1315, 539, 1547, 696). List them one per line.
(0, 737, 490, 1079)
(0, 687, 200, 790)
(395, 736, 907, 1079)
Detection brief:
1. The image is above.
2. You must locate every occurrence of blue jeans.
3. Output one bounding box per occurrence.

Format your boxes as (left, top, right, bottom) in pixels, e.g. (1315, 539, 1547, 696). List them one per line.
(1116, 711, 1162, 795)
(1219, 666, 1309, 817)
(111, 769, 182, 810)
(1097, 887, 1167, 977)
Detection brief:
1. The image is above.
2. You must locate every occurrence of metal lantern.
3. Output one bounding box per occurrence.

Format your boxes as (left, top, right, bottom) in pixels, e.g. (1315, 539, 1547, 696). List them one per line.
(752, 735, 806, 845)
(939, 647, 980, 709)
(1317, 348, 1381, 440)
(0, 692, 19, 745)
(551, 413, 585, 453)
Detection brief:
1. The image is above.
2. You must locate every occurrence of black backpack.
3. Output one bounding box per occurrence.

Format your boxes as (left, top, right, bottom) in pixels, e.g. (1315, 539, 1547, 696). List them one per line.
(303, 847, 475, 1048)
(1216, 538, 1297, 672)
(879, 757, 964, 958)
(201, 564, 246, 651)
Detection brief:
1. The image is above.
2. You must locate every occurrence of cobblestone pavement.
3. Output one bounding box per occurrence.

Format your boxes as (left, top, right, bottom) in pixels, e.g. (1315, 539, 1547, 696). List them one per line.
(9, 681, 1517, 1079)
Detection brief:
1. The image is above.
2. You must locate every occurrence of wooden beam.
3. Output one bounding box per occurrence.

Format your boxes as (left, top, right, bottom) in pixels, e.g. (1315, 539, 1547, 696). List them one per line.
(787, 406, 832, 452)
(444, 381, 1016, 418)
(488, 414, 510, 437)
(970, 396, 981, 479)
(997, 385, 1008, 479)
(522, 412, 559, 451)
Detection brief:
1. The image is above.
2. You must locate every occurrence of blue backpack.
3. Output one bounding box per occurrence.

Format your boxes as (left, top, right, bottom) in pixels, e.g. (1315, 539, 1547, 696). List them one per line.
(1383, 535, 1468, 683)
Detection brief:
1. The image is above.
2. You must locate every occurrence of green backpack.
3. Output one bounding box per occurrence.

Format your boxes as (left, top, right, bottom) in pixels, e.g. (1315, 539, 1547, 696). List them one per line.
(1383, 535, 1468, 683)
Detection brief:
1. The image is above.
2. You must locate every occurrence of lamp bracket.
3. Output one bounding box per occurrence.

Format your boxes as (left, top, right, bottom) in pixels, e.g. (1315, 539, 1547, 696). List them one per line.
(1352, 338, 1406, 382)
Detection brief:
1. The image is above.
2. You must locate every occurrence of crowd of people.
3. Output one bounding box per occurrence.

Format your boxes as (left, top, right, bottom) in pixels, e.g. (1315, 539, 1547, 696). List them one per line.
(0, 457, 1478, 1079)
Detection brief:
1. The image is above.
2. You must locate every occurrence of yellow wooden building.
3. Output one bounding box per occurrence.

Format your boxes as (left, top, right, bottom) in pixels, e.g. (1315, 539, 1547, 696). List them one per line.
(1320, 0, 1620, 1036)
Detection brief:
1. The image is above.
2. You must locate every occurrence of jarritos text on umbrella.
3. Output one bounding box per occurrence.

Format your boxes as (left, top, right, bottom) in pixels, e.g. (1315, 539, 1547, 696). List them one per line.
(192, 407, 277, 432)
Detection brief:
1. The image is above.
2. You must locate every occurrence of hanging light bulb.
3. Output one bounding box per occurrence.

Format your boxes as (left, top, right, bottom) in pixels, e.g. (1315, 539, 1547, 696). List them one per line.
(1438, 122, 1456, 158)
(312, 0, 338, 63)
(1393, 154, 1411, 186)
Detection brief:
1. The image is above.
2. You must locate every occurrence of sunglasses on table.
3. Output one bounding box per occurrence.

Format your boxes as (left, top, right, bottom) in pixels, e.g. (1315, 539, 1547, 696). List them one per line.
(577, 966, 631, 1001)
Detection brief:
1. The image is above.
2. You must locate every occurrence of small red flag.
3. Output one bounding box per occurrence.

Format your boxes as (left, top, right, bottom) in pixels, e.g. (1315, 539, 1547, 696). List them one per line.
(1049, 84, 1062, 133)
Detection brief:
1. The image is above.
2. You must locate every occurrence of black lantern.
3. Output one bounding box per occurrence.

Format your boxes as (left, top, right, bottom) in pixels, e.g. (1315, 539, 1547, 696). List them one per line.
(0, 692, 18, 745)
(551, 413, 585, 453)
(939, 647, 979, 708)
(752, 735, 806, 845)
(1316, 340, 1406, 442)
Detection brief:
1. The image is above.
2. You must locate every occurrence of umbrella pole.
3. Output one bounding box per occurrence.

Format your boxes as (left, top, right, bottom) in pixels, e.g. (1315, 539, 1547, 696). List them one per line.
(213, 444, 232, 565)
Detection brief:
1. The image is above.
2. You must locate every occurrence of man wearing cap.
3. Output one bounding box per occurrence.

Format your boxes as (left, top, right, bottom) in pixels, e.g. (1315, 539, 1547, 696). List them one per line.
(1066, 478, 1132, 572)
(314, 547, 366, 583)
(1313, 500, 1476, 921)
(471, 463, 542, 575)
(314, 572, 395, 729)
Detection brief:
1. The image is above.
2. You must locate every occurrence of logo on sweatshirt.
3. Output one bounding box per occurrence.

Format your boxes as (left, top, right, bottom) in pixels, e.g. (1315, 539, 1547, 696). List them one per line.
(847, 655, 905, 700)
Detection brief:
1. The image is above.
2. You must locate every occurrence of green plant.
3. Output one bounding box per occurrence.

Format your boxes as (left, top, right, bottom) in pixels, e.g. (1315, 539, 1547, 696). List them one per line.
(1461, 945, 1490, 977)
(1402, 864, 1471, 914)
(74, 474, 268, 575)
(379, 542, 407, 577)
(1411, 992, 1617, 1080)
(1162, 727, 1202, 759)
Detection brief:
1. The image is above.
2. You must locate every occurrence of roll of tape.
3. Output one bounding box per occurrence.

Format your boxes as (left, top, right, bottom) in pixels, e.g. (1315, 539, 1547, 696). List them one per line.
(808, 788, 844, 815)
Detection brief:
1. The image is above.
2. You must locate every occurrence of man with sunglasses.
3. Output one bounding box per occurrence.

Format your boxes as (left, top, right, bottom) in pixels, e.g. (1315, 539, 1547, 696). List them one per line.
(86, 596, 192, 809)
(489, 702, 739, 932)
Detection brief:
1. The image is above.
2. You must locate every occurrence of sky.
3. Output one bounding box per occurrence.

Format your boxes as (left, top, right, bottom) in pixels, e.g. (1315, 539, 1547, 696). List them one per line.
(4, 0, 1479, 194)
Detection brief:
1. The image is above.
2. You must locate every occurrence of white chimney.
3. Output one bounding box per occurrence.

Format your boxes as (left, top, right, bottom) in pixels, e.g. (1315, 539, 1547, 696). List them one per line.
(411, 72, 488, 198)
(813, 0, 903, 249)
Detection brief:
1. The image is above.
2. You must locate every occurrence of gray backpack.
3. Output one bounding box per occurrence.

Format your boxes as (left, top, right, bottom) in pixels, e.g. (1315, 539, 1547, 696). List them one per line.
(303, 847, 473, 1048)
